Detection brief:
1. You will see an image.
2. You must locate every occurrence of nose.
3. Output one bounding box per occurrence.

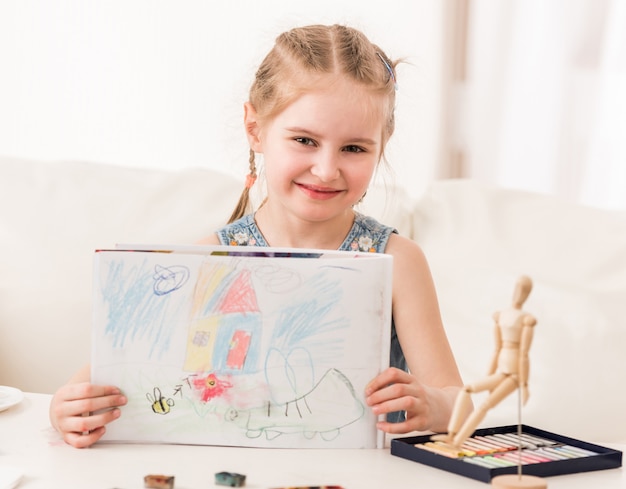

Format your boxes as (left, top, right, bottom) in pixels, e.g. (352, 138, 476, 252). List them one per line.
(310, 150, 340, 182)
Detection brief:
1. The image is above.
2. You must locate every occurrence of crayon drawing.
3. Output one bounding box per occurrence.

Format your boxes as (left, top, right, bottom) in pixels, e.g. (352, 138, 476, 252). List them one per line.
(92, 246, 392, 448)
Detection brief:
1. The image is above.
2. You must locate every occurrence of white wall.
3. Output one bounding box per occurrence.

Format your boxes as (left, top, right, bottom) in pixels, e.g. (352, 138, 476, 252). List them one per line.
(462, 0, 626, 210)
(0, 0, 444, 199)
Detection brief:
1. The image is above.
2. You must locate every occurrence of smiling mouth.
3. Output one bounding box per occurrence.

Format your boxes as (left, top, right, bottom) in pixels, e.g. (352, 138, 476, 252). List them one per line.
(297, 183, 342, 193)
(296, 182, 344, 200)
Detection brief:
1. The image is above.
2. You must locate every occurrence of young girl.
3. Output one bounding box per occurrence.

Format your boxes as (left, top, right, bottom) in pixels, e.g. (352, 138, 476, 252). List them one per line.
(49, 24, 465, 449)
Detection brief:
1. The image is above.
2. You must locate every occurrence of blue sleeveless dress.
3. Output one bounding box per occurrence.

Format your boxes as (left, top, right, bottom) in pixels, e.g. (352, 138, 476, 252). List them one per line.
(216, 212, 407, 422)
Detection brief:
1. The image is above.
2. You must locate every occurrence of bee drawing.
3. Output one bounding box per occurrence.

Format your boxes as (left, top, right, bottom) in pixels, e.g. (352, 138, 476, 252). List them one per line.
(147, 387, 175, 415)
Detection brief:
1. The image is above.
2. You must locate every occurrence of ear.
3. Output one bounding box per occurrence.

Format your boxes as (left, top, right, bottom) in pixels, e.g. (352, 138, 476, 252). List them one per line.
(244, 102, 263, 152)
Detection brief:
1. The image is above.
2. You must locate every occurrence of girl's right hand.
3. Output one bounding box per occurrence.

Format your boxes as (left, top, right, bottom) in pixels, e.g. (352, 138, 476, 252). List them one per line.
(49, 382, 127, 448)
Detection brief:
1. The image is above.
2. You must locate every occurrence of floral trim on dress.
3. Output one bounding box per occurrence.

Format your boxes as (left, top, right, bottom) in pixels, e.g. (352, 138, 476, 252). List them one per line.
(350, 235, 378, 253)
(218, 213, 394, 253)
(227, 231, 257, 247)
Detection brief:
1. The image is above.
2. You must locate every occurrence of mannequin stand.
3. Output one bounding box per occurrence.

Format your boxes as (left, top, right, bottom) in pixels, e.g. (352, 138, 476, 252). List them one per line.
(491, 474, 547, 489)
(491, 382, 547, 489)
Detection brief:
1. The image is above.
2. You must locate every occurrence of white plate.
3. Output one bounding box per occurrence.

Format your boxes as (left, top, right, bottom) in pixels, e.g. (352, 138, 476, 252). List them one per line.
(0, 466, 24, 489)
(0, 386, 24, 412)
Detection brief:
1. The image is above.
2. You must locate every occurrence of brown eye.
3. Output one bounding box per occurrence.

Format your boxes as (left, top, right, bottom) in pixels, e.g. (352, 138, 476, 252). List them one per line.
(295, 137, 315, 146)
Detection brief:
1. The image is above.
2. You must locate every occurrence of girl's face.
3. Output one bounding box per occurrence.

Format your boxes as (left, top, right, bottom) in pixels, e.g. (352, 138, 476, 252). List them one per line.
(246, 78, 384, 223)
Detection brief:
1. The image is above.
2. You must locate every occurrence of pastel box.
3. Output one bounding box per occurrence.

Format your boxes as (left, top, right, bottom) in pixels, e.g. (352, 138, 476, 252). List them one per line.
(390, 424, 622, 483)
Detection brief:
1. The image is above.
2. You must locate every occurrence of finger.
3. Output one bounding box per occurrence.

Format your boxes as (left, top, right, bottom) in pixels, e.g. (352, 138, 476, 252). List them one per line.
(376, 419, 413, 434)
(369, 393, 414, 415)
(74, 392, 127, 414)
(365, 367, 411, 396)
(53, 396, 125, 429)
(58, 407, 122, 436)
(366, 381, 417, 409)
(64, 426, 107, 449)
(376, 413, 430, 434)
(60, 383, 122, 402)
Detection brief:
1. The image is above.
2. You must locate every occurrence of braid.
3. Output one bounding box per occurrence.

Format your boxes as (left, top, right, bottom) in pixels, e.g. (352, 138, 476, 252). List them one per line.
(227, 149, 257, 224)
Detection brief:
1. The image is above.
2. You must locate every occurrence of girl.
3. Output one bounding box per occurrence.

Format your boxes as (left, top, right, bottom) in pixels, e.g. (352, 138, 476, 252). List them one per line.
(49, 24, 465, 448)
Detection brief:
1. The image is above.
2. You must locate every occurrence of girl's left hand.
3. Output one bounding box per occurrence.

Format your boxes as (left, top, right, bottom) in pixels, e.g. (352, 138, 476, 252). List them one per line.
(364, 367, 435, 434)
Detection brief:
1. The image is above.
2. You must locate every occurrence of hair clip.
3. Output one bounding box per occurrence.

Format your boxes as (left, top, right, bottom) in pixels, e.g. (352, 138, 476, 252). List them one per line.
(245, 173, 257, 189)
(377, 52, 398, 90)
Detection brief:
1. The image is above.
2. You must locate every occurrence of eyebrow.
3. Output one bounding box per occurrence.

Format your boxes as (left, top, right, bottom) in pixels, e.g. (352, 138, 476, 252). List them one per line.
(285, 127, 378, 146)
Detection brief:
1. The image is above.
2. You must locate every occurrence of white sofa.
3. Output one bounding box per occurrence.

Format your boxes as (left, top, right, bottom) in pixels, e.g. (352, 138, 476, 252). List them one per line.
(1, 155, 625, 445)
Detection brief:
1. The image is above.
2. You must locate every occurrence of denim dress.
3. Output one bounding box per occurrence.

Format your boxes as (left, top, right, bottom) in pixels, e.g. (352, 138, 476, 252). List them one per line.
(216, 212, 407, 422)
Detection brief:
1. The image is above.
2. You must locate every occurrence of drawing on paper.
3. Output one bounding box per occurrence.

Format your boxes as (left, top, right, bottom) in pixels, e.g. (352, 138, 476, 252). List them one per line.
(230, 367, 365, 441)
(92, 246, 392, 448)
(146, 387, 174, 415)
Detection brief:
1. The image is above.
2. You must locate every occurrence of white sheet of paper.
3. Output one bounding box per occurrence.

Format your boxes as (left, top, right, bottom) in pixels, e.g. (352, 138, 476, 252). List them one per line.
(92, 245, 392, 448)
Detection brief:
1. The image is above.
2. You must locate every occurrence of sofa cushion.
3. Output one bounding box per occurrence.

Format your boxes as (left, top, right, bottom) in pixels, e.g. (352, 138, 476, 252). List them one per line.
(412, 179, 626, 443)
(0, 157, 242, 393)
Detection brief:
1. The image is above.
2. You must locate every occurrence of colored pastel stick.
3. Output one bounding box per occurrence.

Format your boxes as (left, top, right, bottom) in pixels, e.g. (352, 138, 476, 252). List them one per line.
(539, 446, 571, 459)
(559, 444, 598, 457)
(463, 456, 500, 468)
(467, 456, 505, 468)
(519, 433, 556, 446)
(415, 442, 466, 458)
(508, 434, 540, 448)
(495, 452, 529, 465)
(463, 437, 498, 453)
(499, 449, 540, 465)
(483, 455, 517, 467)
(536, 447, 570, 461)
(483, 435, 519, 450)
(433, 441, 476, 456)
(491, 433, 536, 449)
(542, 446, 578, 459)
(461, 440, 491, 455)
(504, 452, 539, 465)
(515, 451, 551, 463)
(474, 435, 516, 452)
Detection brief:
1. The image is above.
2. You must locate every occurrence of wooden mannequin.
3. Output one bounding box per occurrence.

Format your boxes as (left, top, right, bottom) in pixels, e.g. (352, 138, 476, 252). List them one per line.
(433, 275, 547, 489)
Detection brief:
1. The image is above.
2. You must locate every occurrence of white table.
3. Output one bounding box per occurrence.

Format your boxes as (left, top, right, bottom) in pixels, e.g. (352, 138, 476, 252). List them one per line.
(0, 393, 623, 489)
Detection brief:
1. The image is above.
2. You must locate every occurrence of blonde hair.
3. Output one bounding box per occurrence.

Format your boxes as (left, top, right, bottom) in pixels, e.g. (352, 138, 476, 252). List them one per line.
(228, 24, 399, 223)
